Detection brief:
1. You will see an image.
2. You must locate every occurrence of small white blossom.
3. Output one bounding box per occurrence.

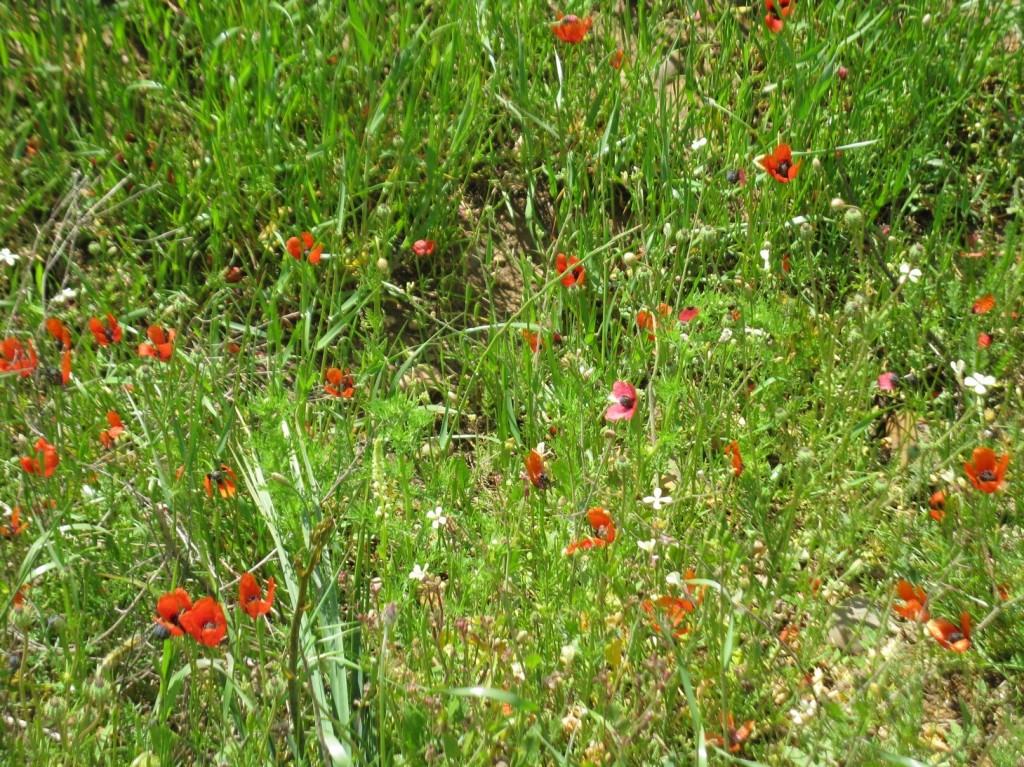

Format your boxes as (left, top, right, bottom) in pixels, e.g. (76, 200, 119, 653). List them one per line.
(0, 248, 19, 266)
(964, 372, 996, 395)
(637, 539, 657, 553)
(898, 263, 922, 284)
(691, 137, 708, 151)
(408, 564, 429, 581)
(510, 662, 526, 682)
(760, 248, 771, 272)
(718, 328, 734, 343)
(51, 288, 77, 305)
(426, 505, 447, 530)
(950, 359, 966, 379)
(642, 487, 673, 510)
(665, 571, 682, 588)
(559, 643, 577, 666)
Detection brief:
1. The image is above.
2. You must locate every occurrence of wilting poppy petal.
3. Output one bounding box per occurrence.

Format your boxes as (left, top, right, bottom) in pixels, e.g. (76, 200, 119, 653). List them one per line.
(642, 595, 696, 638)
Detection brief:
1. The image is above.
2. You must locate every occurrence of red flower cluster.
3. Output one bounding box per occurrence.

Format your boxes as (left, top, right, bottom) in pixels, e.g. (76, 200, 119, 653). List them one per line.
(555, 253, 585, 288)
(764, 0, 793, 33)
(287, 232, 323, 264)
(21, 438, 59, 477)
(155, 588, 227, 646)
(563, 508, 616, 555)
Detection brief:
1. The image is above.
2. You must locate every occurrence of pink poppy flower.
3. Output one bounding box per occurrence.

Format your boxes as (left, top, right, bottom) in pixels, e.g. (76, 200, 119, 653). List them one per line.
(877, 372, 898, 391)
(605, 381, 637, 421)
(678, 307, 699, 322)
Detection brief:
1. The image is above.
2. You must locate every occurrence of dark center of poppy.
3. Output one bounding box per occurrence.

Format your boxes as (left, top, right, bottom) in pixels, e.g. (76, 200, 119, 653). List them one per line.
(538, 472, 550, 489)
(204, 621, 217, 630)
(946, 630, 964, 643)
(777, 160, 791, 176)
(978, 469, 996, 482)
(562, 14, 579, 24)
(619, 395, 635, 409)
(104, 328, 114, 342)
(209, 471, 223, 483)
(726, 170, 741, 184)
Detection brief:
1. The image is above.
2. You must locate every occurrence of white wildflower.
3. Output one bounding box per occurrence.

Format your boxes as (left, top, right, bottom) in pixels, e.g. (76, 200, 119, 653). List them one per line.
(408, 564, 429, 581)
(637, 539, 657, 553)
(964, 372, 996, 395)
(898, 263, 922, 284)
(691, 137, 708, 151)
(950, 359, 965, 379)
(665, 571, 682, 588)
(642, 487, 673, 510)
(426, 505, 447, 530)
(718, 328, 734, 343)
(0, 248, 19, 266)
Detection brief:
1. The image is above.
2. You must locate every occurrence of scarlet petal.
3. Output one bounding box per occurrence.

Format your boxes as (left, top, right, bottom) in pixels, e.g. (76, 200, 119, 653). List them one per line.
(972, 294, 995, 314)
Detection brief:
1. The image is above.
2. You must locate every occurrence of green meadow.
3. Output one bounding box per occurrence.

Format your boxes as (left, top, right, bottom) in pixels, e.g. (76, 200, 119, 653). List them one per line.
(1, 1, 1023, 764)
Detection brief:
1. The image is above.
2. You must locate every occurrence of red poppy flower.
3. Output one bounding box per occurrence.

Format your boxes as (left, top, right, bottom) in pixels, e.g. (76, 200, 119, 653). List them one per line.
(138, 325, 175, 361)
(563, 507, 617, 555)
(522, 329, 542, 352)
(100, 411, 126, 448)
(782, 253, 791, 274)
(605, 381, 637, 421)
(21, 438, 59, 477)
(877, 372, 898, 391)
(637, 310, 657, 340)
(412, 239, 436, 257)
(678, 307, 699, 322)
(641, 595, 697, 638)
(88, 314, 123, 346)
(927, 612, 971, 653)
(155, 588, 193, 637)
(46, 318, 72, 349)
(204, 464, 238, 499)
(707, 713, 755, 753)
(977, 332, 992, 348)
(759, 143, 801, 183)
(525, 447, 551, 490)
(971, 294, 995, 314)
(764, 0, 793, 33)
(551, 13, 592, 44)
(724, 441, 744, 477)
(12, 585, 28, 609)
(893, 580, 930, 622)
(555, 253, 585, 288)
(286, 232, 323, 264)
(224, 266, 244, 283)
(57, 348, 72, 385)
(325, 367, 355, 398)
(1, 507, 29, 539)
(238, 572, 276, 619)
(610, 48, 624, 70)
(928, 489, 946, 521)
(179, 596, 227, 646)
(0, 337, 38, 377)
(963, 447, 1009, 493)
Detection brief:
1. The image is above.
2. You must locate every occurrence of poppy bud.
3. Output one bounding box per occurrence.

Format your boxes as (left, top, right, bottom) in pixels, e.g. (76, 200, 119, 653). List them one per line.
(922, 13, 931, 26)
(837, 66, 848, 80)
(382, 602, 399, 628)
(376, 257, 389, 271)
(830, 197, 846, 210)
(844, 208, 864, 228)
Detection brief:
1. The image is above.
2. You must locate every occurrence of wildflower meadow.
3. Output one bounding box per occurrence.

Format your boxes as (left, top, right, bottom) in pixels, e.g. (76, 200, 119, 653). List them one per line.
(2, 2, 1024, 765)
